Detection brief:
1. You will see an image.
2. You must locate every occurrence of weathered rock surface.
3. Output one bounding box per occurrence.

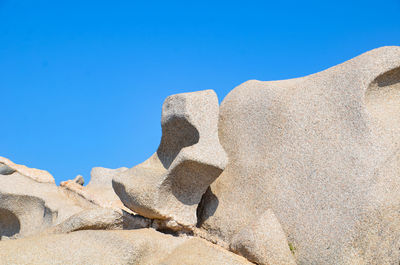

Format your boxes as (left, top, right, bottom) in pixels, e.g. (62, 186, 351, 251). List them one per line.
(61, 167, 130, 212)
(2, 47, 399, 265)
(0, 194, 54, 238)
(199, 46, 400, 264)
(42, 208, 150, 235)
(160, 236, 252, 265)
(113, 90, 228, 227)
(0, 229, 252, 265)
(230, 209, 296, 265)
(0, 158, 89, 238)
(0, 156, 55, 183)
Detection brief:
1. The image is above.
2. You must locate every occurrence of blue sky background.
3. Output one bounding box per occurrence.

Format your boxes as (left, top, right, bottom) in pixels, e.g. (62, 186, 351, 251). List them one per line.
(1, 0, 399, 184)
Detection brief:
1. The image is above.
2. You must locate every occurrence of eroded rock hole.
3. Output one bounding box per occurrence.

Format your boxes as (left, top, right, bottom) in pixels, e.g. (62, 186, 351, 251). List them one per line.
(365, 67, 400, 131)
(0, 208, 20, 237)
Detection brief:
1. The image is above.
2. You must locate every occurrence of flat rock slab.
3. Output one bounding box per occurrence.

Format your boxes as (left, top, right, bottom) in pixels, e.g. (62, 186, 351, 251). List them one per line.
(0, 229, 252, 265)
(0, 157, 55, 183)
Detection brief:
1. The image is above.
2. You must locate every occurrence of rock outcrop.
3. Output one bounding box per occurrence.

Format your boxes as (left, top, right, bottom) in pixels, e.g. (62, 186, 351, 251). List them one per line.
(2, 46, 400, 265)
(113, 89, 228, 228)
(0, 158, 89, 238)
(0, 156, 55, 183)
(0, 193, 54, 239)
(61, 167, 130, 212)
(0, 229, 252, 265)
(42, 208, 150, 235)
(199, 46, 400, 264)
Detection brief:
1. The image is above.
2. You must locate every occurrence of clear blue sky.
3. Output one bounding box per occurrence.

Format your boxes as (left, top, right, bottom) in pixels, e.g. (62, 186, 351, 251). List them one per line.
(1, 0, 399, 184)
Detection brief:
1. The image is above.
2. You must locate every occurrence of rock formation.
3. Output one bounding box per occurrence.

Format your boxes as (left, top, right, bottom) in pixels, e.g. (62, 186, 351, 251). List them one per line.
(61, 167, 131, 212)
(0, 156, 55, 183)
(1, 46, 400, 264)
(229, 209, 296, 265)
(113, 89, 228, 228)
(199, 46, 400, 264)
(0, 229, 252, 265)
(0, 157, 87, 238)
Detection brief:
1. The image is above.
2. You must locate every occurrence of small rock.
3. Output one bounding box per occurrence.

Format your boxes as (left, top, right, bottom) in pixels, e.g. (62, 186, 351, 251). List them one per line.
(73, 175, 84, 185)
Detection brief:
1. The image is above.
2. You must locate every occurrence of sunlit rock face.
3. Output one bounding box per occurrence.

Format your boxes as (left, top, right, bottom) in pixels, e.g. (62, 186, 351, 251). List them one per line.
(0, 157, 88, 239)
(199, 46, 400, 264)
(0, 229, 252, 265)
(113, 89, 227, 228)
(2, 46, 400, 265)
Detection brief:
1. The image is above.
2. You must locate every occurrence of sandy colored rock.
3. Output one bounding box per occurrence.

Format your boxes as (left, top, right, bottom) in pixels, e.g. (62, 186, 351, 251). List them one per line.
(1, 165, 90, 237)
(0, 229, 252, 265)
(199, 46, 400, 264)
(42, 208, 150, 235)
(3, 46, 399, 265)
(61, 167, 130, 212)
(73, 174, 84, 185)
(160, 237, 252, 265)
(113, 89, 227, 227)
(230, 209, 296, 265)
(0, 194, 54, 238)
(0, 156, 55, 183)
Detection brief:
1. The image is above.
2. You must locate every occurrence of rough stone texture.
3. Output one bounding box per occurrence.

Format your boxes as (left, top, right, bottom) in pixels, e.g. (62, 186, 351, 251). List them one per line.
(0, 229, 252, 265)
(0, 160, 91, 238)
(0, 194, 54, 238)
(0, 156, 55, 183)
(42, 208, 150, 235)
(0, 159, 145, 240)
(113, 89, 227, 227)
(229, 209, 296, 265)
(199, 46, 400, 264)
(2, 47, 399, 265)
(61, 167, 131, 212)
(160, 237, 252, 265)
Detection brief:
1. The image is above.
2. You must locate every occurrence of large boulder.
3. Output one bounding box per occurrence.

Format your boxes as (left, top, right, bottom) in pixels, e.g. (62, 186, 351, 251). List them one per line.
(0, 228, 252, 265)
(113, 90, 228, 227)
(0, 157, 91, 238)
(199, 46, 400, 264)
